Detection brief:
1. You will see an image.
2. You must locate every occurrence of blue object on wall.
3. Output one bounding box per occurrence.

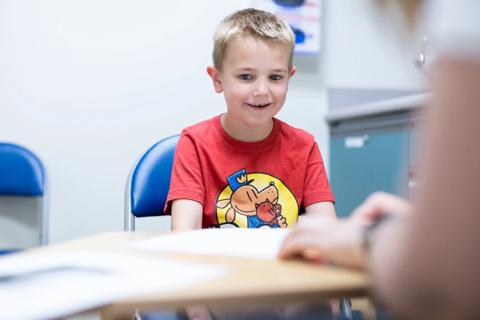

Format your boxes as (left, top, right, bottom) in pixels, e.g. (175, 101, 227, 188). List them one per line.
(274, 0, 305, 8)
(290, 25, 306, 44)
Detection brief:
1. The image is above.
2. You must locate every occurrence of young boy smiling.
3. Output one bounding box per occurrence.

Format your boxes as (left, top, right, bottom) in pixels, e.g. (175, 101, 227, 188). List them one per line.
(166, 8, 336, 232)
(165, 7, 338, 320)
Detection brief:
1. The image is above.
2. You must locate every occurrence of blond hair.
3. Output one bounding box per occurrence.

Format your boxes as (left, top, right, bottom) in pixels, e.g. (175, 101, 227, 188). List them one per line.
(212, 8, 295, 71)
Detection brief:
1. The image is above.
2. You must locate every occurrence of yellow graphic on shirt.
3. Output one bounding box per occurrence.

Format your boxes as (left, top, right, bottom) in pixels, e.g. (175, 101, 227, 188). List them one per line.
(215, 170, 298, 228)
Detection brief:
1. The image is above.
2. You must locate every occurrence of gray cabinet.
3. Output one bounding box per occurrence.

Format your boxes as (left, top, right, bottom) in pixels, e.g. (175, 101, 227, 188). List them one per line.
(327, 94, 427, 217)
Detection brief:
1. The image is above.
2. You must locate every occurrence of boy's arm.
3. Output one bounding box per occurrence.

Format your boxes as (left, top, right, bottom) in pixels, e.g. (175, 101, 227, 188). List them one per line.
(303, 142, 336, 222)
(171, 199, 203, 231)
(304, 201, 337, 222)
(171, 199, 213, 320)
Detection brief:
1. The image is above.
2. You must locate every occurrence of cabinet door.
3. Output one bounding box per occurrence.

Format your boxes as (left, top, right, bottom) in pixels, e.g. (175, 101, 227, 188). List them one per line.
(330, 129, 408, 217)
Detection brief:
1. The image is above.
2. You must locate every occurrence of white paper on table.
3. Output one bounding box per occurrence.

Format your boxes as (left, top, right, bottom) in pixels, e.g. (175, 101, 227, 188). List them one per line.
(132, 228, 290, 259)
(0, 251, 227, 320)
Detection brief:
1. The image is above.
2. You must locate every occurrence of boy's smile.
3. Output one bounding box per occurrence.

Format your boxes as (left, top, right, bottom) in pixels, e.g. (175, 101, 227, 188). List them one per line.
(245, 102, 272, 110)
(207, 35, 296, 141)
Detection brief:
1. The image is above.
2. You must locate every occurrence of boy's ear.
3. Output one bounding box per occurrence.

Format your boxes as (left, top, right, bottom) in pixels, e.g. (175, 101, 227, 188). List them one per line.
(207, 66, 223, 93)
(288, 66, 297, 79)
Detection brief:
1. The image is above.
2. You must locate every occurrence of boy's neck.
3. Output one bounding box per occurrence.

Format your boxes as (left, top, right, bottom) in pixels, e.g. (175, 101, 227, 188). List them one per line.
(220, 114, 274, 142)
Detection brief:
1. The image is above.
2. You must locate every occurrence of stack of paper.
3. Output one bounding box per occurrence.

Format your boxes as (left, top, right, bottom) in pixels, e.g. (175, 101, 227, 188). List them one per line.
(132, 228, 289, 259)
(0, 251, 226, 320)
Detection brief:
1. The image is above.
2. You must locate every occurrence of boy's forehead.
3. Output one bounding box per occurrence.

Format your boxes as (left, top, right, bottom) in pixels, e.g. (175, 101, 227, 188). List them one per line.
(222, 35, 290, 69)
(227, 34, 289, 52)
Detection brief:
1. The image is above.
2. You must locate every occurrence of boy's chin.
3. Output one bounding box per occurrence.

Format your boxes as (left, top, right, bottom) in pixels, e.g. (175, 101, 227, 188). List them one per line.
(225, 108, 280, 126)
(242, 115, 277, 127)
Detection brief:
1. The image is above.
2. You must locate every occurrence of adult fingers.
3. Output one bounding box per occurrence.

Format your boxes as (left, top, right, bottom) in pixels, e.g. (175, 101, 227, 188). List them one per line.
(278, 229, 323, 260)
(350, 192, 411, 226)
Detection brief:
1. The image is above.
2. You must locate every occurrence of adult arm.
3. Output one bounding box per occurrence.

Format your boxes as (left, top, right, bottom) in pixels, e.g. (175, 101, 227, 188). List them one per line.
(370, 57, 480, 319)
(280, 58, 480, 318)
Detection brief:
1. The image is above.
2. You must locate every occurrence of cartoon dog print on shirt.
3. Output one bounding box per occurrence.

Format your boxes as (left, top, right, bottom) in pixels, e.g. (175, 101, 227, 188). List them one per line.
(215, 169, 299, 228)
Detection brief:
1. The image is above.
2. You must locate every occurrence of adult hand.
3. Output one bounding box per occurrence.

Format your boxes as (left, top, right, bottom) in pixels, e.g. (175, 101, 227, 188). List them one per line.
(350, 192, 411, 227)
(279, 217, 367, 269)
(279, 192, 411, 269)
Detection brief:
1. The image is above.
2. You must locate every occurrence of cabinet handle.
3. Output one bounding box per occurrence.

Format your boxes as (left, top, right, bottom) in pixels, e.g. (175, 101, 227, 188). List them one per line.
(345, 135, 369, 148)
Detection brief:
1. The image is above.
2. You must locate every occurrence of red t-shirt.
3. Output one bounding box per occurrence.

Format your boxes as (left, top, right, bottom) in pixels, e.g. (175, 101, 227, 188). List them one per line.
(165, 115, 334, 229)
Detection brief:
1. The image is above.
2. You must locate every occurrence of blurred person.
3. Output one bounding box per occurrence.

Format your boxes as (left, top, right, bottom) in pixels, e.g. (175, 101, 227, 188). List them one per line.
(280, 0, 480, 319)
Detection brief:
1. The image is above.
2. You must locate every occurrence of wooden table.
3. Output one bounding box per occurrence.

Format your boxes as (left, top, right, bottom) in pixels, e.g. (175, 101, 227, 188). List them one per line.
(18, 231, 370, 319)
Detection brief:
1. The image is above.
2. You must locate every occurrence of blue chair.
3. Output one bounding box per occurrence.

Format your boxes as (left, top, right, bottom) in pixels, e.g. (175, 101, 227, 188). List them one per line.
(0, 142, 48, 251)
(125, 135, 186, 320)
(124, 134, 180, 231)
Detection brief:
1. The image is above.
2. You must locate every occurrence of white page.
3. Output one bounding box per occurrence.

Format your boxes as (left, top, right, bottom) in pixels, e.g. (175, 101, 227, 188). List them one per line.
(0, 251, 226, 320)
(132, 228, 290, 259)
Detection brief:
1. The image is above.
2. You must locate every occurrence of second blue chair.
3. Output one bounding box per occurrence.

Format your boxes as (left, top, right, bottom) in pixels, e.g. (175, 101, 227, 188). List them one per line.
(0, 142, 48, 254)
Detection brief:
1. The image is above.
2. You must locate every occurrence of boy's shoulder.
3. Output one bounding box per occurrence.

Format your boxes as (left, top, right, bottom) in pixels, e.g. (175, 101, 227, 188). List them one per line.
(179, 116, 317, 147)
(276, 118, 316, 144)
(181, 116, 219, 137)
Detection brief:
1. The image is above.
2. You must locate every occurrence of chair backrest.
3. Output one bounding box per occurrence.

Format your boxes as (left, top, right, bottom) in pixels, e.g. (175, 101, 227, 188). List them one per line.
(125, 135, 180, 231)
(0, 143, 45, 196)
(0, 142, 48, 246)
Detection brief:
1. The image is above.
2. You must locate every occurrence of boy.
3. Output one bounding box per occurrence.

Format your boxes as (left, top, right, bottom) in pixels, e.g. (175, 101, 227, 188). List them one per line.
(166, 8, 336, 231)
(165, 7, 337, 320)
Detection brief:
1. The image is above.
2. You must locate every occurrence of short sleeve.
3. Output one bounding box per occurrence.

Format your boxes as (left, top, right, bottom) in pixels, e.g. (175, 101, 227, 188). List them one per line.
(302, 142, 335, 208)
(164, 132, 205, 213)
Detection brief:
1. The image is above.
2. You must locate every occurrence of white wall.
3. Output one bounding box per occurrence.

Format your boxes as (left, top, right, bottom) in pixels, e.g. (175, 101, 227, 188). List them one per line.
(0, 0, 423, 244)
(324, 0, 425, 89)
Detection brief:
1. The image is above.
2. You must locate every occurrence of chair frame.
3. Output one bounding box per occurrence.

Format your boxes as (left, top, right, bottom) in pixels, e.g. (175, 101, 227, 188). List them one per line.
(40, 174, 49, 245)
(124, 159, 137, 231)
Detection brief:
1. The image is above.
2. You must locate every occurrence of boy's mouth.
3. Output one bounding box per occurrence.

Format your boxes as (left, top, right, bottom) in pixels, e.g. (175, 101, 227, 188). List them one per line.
(246, 102, 272, 109)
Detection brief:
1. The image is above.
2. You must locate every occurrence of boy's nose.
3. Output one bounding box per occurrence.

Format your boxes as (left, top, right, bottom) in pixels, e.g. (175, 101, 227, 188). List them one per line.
(253, 80, 269, 96)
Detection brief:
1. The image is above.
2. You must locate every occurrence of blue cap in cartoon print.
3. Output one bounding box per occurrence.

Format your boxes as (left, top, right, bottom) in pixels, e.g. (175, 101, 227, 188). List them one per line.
(227, 169, 254, 192)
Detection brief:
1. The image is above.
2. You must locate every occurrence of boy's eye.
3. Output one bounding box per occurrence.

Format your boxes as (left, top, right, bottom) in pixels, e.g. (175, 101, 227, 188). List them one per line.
(239, 74, 253, 81)
(270, 74, 283, 81)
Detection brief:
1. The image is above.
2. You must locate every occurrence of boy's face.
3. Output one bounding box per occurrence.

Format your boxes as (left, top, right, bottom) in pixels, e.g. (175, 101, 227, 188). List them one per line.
(208, 35, 296, 130)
